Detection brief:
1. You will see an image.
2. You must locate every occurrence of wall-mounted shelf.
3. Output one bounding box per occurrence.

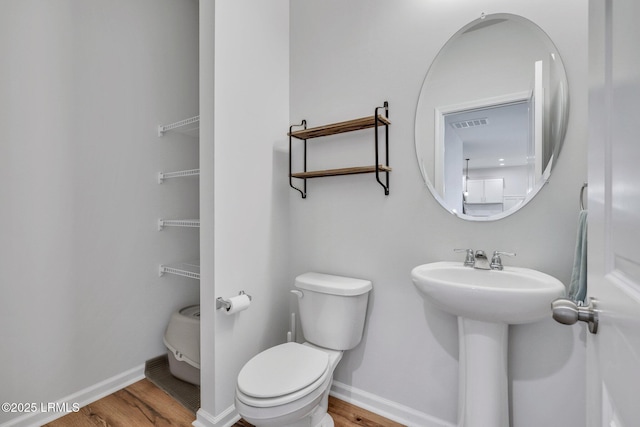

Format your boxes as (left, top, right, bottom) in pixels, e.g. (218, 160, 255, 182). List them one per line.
(158, 168, 200, 184)
(290, 165, 392, 179)
(158, 219, 200, 231)
(288, 102, 390, 198)
(159, 262, 200, 280)
(289, 115, 391, 140)
(157, 114, 200, 282)
(158, 115, 200, 137)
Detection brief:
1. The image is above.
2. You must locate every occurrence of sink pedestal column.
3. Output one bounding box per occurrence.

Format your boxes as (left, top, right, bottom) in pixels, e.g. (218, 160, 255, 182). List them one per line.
(457, 317, 509, 427)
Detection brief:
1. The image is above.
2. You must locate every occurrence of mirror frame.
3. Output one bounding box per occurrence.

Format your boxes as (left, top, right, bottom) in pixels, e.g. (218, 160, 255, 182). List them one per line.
(414, 13, 569, 221)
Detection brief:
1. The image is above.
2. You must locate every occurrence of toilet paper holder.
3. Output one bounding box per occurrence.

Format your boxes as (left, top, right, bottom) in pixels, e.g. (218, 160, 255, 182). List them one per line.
(216, 291, 252, 310)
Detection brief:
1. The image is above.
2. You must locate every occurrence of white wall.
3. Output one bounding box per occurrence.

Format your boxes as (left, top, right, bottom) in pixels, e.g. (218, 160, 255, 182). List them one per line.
(290, 1, 587, 426)
(0, 1, 199, 425)
(197, 1, 291, 425)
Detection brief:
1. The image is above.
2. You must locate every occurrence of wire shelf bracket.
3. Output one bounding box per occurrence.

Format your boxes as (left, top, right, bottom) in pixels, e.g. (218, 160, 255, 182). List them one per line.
(158, 219, 200, 231)
(158, 115, 200, 137)
(159, 263, 200, 280)
(158, 168, 200, 184)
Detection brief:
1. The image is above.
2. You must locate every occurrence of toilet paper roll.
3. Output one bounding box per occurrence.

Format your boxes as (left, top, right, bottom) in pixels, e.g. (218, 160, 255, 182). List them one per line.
(225, 294, 251, 315)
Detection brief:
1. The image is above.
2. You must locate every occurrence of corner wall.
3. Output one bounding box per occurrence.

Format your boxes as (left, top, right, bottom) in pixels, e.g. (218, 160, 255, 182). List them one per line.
(290, 1, 587, 426)
(197, 1, 291, 424)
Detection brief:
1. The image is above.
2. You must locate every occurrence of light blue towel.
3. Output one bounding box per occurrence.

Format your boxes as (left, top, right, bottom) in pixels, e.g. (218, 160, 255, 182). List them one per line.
(568, 210, 588, 304)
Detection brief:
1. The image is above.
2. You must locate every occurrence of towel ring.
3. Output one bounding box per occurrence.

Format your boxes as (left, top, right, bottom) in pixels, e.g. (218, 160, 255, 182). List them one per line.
(580, 182, 588, 210)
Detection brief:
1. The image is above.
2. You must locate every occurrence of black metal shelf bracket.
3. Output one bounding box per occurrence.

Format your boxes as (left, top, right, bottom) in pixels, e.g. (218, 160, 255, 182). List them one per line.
(289, 120, 307, 198)
(375, 101, 390, 195)
(288, 102, 390, 198)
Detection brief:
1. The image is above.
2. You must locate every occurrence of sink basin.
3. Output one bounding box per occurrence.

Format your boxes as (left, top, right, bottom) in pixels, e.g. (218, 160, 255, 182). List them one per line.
(411, 261, 565, 324)
(412, 261, 566, 426)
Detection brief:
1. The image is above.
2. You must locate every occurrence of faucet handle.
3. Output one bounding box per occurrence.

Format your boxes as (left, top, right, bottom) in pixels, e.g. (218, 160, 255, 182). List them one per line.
(490, 251, 516, 270)
(454, 248, 475, 267)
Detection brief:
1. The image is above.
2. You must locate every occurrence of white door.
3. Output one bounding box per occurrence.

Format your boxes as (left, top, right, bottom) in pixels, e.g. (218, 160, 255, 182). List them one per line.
(587, 0, 640, 425)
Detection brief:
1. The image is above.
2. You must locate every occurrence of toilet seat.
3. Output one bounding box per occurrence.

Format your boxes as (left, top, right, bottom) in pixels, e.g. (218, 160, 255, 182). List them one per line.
(238, 342, 329, 399)
(236, 342, 341, 408)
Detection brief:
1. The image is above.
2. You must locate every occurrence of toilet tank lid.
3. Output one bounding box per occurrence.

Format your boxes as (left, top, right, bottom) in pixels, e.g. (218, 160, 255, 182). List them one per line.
(295, 272, 372, 296)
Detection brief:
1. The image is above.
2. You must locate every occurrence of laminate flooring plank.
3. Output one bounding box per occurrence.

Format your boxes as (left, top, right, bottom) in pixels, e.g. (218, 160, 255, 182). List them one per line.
(125, 379, 194, 424)
(43, 379, 195, 427)
(328, 396, 406, 427)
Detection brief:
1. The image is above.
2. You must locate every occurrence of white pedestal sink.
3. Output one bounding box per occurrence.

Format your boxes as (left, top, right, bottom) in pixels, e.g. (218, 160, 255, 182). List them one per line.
(411, 261, 565, 427)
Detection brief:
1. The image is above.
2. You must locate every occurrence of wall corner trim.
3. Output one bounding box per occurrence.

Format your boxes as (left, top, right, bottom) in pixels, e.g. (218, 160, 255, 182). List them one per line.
(194, 405, 239, 427)
(330, 381, 455, 427)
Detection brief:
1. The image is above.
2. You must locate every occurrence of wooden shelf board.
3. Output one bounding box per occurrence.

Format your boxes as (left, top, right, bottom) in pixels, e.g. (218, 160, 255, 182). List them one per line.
(288, 115, 391, 140)
(291, 165, 391, 179)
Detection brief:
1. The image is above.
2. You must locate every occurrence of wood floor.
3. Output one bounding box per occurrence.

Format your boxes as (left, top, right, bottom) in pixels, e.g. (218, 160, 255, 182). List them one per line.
(45, 378, 405, 427)
(43, 379, 195, 427)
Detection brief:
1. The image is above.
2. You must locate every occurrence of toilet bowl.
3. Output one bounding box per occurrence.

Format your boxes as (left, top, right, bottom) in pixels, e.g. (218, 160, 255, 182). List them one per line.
(235, 342, 342, 427)
(235, 272, 372, 427)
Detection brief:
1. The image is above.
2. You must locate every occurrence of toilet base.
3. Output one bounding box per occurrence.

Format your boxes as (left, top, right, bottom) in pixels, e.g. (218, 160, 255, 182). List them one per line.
(317, 413, 334, 427)
(268, 410, 334, 427)
(236, 386, 334, 427)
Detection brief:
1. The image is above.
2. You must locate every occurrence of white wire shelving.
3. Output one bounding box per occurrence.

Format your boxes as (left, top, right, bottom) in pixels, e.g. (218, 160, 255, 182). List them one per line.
(157, 114, 200, 282)
(157, 115, 200, 137)
(159, 262, 200, 280)
(158, 219, 200, 231)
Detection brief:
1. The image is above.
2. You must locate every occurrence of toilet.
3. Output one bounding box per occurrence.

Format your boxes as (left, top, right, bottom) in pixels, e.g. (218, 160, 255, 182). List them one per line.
(235, 272, 372, 427)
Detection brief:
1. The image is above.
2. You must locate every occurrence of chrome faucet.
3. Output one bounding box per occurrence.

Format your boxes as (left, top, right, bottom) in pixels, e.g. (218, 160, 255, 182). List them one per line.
(490, 251, 516, 270)
(454, 249, 475, 267)
(455, 249, 516, 270)
(473, 250, 491, 270)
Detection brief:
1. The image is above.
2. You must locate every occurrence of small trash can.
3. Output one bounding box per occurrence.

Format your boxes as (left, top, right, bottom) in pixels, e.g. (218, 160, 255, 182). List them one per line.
(163, 304, 200, 385)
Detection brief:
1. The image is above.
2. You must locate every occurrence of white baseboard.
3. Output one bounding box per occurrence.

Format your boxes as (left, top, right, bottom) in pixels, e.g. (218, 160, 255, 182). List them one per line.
(193, 405, 239, 427)
(330, 380, 455, 427)
(0, 364, 145, 427)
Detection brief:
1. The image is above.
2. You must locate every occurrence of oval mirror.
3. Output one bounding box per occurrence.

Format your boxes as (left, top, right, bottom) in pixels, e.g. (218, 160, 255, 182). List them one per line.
(415, 13, 569, 220)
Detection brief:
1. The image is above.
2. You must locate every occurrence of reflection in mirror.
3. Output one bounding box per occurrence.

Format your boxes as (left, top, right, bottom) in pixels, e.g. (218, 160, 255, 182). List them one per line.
(445, 100, 532, 216)
(415, 13, 569, 221)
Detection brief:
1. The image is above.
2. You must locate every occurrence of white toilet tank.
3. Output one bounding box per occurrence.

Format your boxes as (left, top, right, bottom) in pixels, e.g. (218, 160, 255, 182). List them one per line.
(295, 272, 372, 351)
